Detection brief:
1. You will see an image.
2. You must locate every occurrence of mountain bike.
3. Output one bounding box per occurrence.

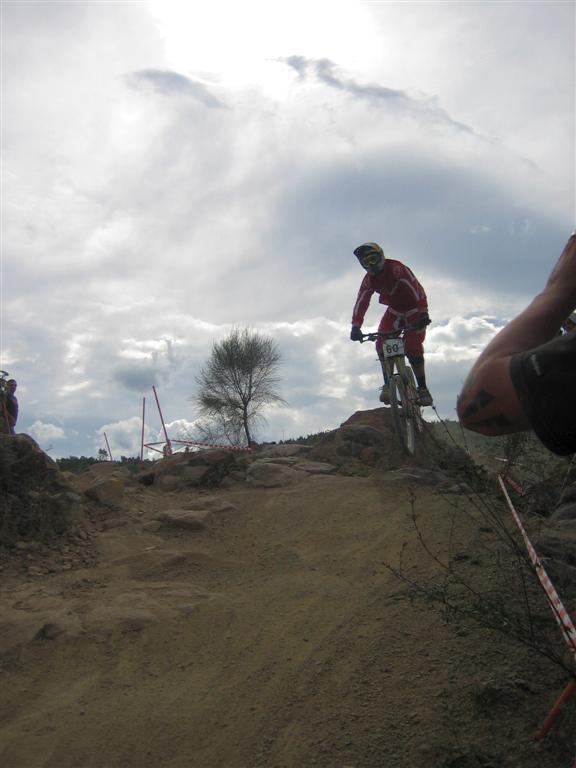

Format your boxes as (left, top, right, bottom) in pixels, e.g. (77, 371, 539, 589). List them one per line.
(359, 331, 423, 454)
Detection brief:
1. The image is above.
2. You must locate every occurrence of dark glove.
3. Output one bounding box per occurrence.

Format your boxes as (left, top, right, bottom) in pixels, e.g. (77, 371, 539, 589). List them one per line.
(350, 325, 363, 341)
(415, 311, 431, 331)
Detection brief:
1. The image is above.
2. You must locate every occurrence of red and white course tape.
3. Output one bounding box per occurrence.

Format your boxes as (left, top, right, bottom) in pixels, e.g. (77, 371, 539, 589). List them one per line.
(498, 475, 576, 659)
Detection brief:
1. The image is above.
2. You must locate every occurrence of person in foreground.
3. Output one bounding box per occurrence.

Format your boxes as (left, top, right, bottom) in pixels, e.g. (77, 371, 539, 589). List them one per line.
(350, 242, 433, 407)
(457, 232, 576, 456)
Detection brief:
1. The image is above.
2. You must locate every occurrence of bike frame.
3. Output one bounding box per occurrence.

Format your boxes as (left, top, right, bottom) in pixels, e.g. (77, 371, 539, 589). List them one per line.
(360, 330, 423, 455)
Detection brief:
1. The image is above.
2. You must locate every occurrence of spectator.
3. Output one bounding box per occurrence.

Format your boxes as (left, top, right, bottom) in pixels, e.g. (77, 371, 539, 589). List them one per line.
(457, 232, 576, 456)
(3, 379, 18, 434)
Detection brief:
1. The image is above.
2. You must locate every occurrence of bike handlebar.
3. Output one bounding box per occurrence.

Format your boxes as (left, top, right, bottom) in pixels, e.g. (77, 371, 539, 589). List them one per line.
(359, 327, 420, 343)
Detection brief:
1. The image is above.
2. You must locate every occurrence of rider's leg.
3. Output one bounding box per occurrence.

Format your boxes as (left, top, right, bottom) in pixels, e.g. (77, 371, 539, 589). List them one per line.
(408, 356, 427, 388)
(376, 311, 397, 403)
(406, 329, 433, 405)
(405, 328, 427, 384)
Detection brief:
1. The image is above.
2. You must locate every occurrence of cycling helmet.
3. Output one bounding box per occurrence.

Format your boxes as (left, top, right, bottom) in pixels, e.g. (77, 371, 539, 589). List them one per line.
(354, 242, 385, 275)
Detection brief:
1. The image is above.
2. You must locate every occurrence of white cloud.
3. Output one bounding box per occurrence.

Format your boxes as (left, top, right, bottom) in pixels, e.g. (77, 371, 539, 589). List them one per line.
(2, 2, 573, 457)
(27, 421, 66, 443)
(95, 417, 149, 460)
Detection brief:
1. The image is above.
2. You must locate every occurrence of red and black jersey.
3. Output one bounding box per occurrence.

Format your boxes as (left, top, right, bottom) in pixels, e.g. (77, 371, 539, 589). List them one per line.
(351, 258, 428, 326)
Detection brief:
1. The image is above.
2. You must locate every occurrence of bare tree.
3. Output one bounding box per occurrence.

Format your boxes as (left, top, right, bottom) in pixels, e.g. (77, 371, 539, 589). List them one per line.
(194, 328, 285, 447)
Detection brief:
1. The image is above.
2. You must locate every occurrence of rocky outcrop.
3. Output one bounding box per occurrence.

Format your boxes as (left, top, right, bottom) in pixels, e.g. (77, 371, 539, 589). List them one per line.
(306, 407, 431, 474)
(246, 461, 308, 488)
(137, 449, 241, 491)
(0, 433, 87, 544)
(84, 478, 125, 509)
(537, 484, 576, 598)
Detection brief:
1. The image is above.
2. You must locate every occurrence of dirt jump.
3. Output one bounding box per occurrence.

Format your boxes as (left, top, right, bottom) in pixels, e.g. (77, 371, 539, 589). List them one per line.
(0, 409, 573, 767)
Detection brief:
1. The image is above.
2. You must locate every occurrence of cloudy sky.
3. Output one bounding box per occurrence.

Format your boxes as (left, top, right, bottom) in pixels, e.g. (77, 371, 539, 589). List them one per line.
(1, 0, 574, 459)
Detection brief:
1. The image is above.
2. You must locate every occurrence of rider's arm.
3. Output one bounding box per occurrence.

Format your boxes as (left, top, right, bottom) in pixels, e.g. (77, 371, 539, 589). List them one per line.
(457, 233, 576, 436)
(351, 274, 374, 328)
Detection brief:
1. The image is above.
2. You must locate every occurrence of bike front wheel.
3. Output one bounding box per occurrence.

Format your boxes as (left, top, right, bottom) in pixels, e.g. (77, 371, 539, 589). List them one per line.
(389, 374, 417, 454)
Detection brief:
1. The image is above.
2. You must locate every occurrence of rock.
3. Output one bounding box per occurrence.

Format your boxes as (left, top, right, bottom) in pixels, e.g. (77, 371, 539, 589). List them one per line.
(157, 509, 212, 530)
(16, 541, 39, 551)
(27, 566, 47, 577)
(182, 497, 239, 514)
(0, 433, 82, 542)
(142, 520, 162, 533)
(339, 424, 388, 447)
(84, 478, 125, 508)
(101, 517, 128, 530)
(46, 491, 85, 530)
(336, 442, 364, 458)
(255, 443, 311, 458)
(246, 461, 307, 488)
(255, 456, 299, 466)
(138, 449, 238, 490)
(72, 466, 136, 498)
(155, 473, 183, 491)
(182, 465, 213, 483)
(292, 460, 334, 475)
(33, 611, 83, 640)
(34, 622, 67, 640)
(305, 408, 428, 471)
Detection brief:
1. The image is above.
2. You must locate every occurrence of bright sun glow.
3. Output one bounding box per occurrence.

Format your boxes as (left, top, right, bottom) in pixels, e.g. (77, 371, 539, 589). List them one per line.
(147, 0, 379, 93)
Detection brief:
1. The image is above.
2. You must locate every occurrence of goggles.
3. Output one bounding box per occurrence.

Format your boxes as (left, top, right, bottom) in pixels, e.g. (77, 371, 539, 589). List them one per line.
(359, 251, 382, 269)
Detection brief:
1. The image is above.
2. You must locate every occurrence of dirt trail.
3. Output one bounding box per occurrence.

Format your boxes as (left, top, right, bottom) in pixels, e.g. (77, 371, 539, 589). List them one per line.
(0, 469, 571, 767)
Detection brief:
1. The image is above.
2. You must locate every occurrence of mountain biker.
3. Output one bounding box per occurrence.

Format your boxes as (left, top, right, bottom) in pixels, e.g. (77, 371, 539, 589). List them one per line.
(457, 232, 576, 456)
(350, 242, 433, 407)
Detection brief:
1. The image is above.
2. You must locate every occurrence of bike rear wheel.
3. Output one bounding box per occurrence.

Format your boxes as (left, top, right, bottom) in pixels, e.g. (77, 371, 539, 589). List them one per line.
(389, 374, 417, 454)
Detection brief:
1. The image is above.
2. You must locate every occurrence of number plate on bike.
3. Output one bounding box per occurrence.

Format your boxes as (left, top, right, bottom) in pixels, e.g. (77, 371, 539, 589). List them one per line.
(383, 338, 405, 358)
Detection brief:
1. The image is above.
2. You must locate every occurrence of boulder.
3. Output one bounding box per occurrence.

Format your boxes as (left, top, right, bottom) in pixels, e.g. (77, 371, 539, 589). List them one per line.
(305, 408, 432, 471)
(73, 463, 134, 493)
(84, 478, 125, 508)
(0, 433, 84, 543)
(246, 461, 307, 488)
(43, 491, 85, 531)
(339, 424, 388, 447)
(138, 449, 239, 490)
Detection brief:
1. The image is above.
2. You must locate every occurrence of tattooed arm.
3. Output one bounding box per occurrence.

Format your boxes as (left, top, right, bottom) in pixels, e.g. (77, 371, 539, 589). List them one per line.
(457, 233, 576, 436)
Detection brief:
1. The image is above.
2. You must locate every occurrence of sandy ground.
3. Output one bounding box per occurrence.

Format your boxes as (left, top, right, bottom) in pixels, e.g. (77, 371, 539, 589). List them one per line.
(0, 469, 573, 768)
